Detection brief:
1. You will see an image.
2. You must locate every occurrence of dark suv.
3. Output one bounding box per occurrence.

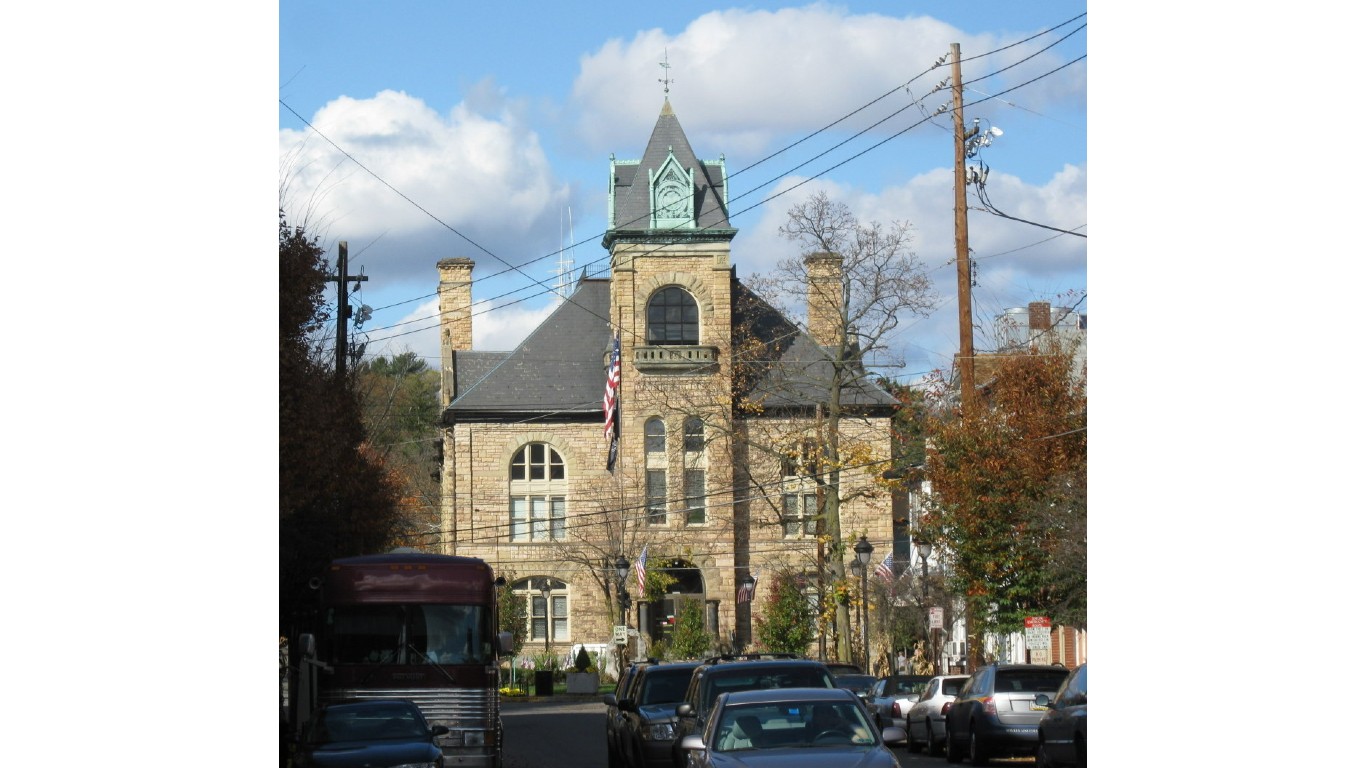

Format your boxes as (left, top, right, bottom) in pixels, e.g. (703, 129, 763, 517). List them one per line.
(617, 660, 701, 768)
(669, 655, 837, 768)
(944, 663, 1070, 765)
(605, 660, 657, 768)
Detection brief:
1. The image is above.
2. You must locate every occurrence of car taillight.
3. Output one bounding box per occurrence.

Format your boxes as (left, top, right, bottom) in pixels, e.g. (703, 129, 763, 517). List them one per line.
(940, 702, 953, 716)
(893, 702, 902, 716)
(982, 697, 997, 716)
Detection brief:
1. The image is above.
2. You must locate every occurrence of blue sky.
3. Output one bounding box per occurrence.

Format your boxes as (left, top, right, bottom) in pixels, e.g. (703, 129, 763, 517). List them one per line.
(279, 1, 1087, 383)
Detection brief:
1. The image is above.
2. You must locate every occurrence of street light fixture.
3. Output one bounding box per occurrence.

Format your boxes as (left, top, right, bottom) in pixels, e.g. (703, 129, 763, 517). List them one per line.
(854, 535, 873, 672)
(913, 536, 935, 674)
(539, 579, 552, 654)
(614, 555, 630, 626)
(740, 572, 756, 649)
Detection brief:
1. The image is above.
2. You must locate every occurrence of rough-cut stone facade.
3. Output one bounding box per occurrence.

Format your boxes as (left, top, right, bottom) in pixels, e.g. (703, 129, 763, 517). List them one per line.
(434, 101, 899, 660)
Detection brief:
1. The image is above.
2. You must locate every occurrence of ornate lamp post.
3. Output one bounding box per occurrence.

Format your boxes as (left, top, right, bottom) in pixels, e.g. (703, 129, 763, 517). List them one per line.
(914, 536, 935, 674)
(539, 579, 552, 654)
(854, 535, 874, 672)
(740, 572, 756, 649)
(614, 555, 631, 626)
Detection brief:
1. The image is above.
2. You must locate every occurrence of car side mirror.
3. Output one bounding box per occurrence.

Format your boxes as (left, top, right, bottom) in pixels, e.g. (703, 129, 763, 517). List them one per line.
(1034, 693, 1054, 708)
(431, 725, 450, 737)
(498, 631, 514, 654)
(618, 699, 637, 713)
(680, 735, 706, 751)
(603, 693, 618, 707)
(675, 703, 694, 718)
(882, 726, 907, 744)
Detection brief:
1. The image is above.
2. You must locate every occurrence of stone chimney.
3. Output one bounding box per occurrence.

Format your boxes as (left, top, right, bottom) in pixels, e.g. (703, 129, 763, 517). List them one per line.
(437, 258, 475, 404)
(804, 252, 845, 348)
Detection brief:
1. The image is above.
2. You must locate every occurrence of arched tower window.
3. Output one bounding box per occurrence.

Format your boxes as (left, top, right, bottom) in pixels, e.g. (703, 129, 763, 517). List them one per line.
(509, 443, 567, 542)
(647, 287, 699, 345)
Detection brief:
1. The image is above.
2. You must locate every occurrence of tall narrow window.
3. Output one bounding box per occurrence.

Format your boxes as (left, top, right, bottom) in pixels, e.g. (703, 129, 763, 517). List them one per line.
(509, 443, 568, 542)
(684, 469, 706, 525)
(647, 287, 699, 345)
(781, 439, 819, 538)
(647, 469, 667, 526)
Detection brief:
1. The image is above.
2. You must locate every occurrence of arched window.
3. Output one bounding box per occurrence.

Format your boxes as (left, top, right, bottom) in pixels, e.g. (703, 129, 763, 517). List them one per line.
(644, 418, 667, 526)
(509, 443, 567, 542)
(512, 578, 569, 644)
(647, 287, 699, 345)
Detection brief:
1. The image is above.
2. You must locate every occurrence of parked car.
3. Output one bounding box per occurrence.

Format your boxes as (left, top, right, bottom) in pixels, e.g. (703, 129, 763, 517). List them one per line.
(834, 673, 877, 702)
(606, 660, 656, 768)
(670, 655, 836, 768)
(295, 699, 449, 768)
(944, 663, 1071, 765)
(866, 674, 933, 734)
(823, 661, 865, 677)
(1036, 663, 1086, 768)
(903, 674, 969, 755)
(617, 660, 701, 768)
(677, 686, 905, 767)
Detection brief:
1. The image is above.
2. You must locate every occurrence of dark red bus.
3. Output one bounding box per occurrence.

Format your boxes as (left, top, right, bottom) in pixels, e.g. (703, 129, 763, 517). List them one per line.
(297, 551, 512, 768)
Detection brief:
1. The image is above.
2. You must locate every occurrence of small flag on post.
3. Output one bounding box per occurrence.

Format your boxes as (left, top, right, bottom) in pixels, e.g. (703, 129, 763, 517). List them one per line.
(736, 571, 757, 603)
(634, 544, 649, 598)
(874, 552, 895, 584)
(604, 333, 621, 471)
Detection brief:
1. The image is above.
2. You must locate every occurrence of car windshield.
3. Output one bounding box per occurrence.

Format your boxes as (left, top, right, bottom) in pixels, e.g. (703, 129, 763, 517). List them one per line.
(308, 705, 428, 744)
(639, 668, 694, 705)
(714, 701, 876, 751)
(326, 604, 493, 665)
(997, 669, 1069, 693)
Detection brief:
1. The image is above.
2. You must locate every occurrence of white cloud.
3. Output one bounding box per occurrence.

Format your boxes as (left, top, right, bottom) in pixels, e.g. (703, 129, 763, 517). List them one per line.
(279, 89, 570, 283)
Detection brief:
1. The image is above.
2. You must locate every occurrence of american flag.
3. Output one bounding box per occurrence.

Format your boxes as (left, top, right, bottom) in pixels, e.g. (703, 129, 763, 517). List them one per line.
(736, 571, 757, 604)
(634, 544, 649, 598)
(603, 333, 621, 439)
(874, 551, 895, 584)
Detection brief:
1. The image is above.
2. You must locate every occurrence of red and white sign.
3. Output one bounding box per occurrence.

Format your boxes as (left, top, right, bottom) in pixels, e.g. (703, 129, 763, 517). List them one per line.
(1025, 616, 1051, 651)
(930, 607, 944, 630)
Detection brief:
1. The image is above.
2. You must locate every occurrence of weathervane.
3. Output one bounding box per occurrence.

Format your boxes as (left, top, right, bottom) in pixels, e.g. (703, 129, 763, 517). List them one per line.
(658, 49, 673, 96)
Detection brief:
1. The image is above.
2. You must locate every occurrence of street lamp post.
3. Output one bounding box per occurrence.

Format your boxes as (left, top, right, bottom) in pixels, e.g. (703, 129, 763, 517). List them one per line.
(614, 555, 631, 626)
(739, 572, 756, 650)
(854, 535, 874, 672)
(539, 579, 552, 654)
(914, 536, 935, 674)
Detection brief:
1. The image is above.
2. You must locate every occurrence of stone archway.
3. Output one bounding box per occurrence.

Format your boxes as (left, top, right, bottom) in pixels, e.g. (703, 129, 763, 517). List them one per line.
(641, 557, 706, 648)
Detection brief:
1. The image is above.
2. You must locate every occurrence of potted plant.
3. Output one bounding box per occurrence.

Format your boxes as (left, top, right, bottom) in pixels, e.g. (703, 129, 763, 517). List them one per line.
(565, 646, 600, 694)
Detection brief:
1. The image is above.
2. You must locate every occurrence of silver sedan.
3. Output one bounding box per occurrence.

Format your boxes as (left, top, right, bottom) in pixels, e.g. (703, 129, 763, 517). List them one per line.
(678, 687, 905, 768)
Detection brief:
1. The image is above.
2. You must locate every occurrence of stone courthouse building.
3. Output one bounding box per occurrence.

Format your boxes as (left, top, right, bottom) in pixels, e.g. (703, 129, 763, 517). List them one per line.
(433, 99, 902, 660)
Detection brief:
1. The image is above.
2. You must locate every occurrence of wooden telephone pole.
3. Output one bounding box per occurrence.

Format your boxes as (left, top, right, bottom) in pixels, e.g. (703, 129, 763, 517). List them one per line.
(952, 43, 977, 419)
(327, 241, 368, 380)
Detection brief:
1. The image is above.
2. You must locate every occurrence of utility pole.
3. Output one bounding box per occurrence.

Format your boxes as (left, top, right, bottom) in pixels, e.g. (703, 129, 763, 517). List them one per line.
(327, 241, 368, 380)
(951, 42, 979, 673)
(952, 43, 976, 419)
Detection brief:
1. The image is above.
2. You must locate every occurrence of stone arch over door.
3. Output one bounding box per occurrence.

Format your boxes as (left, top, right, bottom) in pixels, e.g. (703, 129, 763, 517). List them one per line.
(640, 557, 711, 647)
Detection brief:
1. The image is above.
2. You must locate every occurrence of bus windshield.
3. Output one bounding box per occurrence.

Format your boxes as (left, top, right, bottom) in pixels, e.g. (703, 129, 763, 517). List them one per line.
(326, 604, 493, 665)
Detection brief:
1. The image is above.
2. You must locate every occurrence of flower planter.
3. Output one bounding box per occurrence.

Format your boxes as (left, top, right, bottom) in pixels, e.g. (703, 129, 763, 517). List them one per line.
(565, 671, 600, 694)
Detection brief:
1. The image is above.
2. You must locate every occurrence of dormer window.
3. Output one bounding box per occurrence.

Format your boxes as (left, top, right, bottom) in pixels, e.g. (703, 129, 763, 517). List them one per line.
(650, 150, 694, 229)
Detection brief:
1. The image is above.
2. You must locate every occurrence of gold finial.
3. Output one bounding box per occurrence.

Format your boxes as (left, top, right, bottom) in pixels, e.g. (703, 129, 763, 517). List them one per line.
(658, 48, 673, 96)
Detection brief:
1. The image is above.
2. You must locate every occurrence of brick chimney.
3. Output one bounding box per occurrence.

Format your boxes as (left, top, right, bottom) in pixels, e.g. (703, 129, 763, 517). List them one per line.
(1028, 301, 1052, 332)
(437, 258, 475, 404)
(804, 252, 845, 348)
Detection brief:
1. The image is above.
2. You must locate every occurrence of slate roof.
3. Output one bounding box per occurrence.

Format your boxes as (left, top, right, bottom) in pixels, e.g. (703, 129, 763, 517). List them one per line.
(442, 275, 894, 424)
(606, 100, 732, 243)
(444, 278, 612, 423)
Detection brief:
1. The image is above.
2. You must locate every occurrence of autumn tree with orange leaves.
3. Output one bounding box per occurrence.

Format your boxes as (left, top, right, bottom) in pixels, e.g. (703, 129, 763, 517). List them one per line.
(919, 333, 1086, 666)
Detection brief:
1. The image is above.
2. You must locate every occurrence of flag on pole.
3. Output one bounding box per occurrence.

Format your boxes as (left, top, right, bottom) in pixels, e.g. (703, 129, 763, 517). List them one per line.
(736, 571, 757, 604)
(634, 544, 649, 598)
(874, 551, 895, 584)
(604, 333, 621, 471)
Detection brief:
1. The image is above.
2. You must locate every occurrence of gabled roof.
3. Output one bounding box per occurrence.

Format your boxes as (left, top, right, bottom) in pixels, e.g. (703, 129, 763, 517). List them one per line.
(606, 100, 732, 245)
(443, 278, 612, 423)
